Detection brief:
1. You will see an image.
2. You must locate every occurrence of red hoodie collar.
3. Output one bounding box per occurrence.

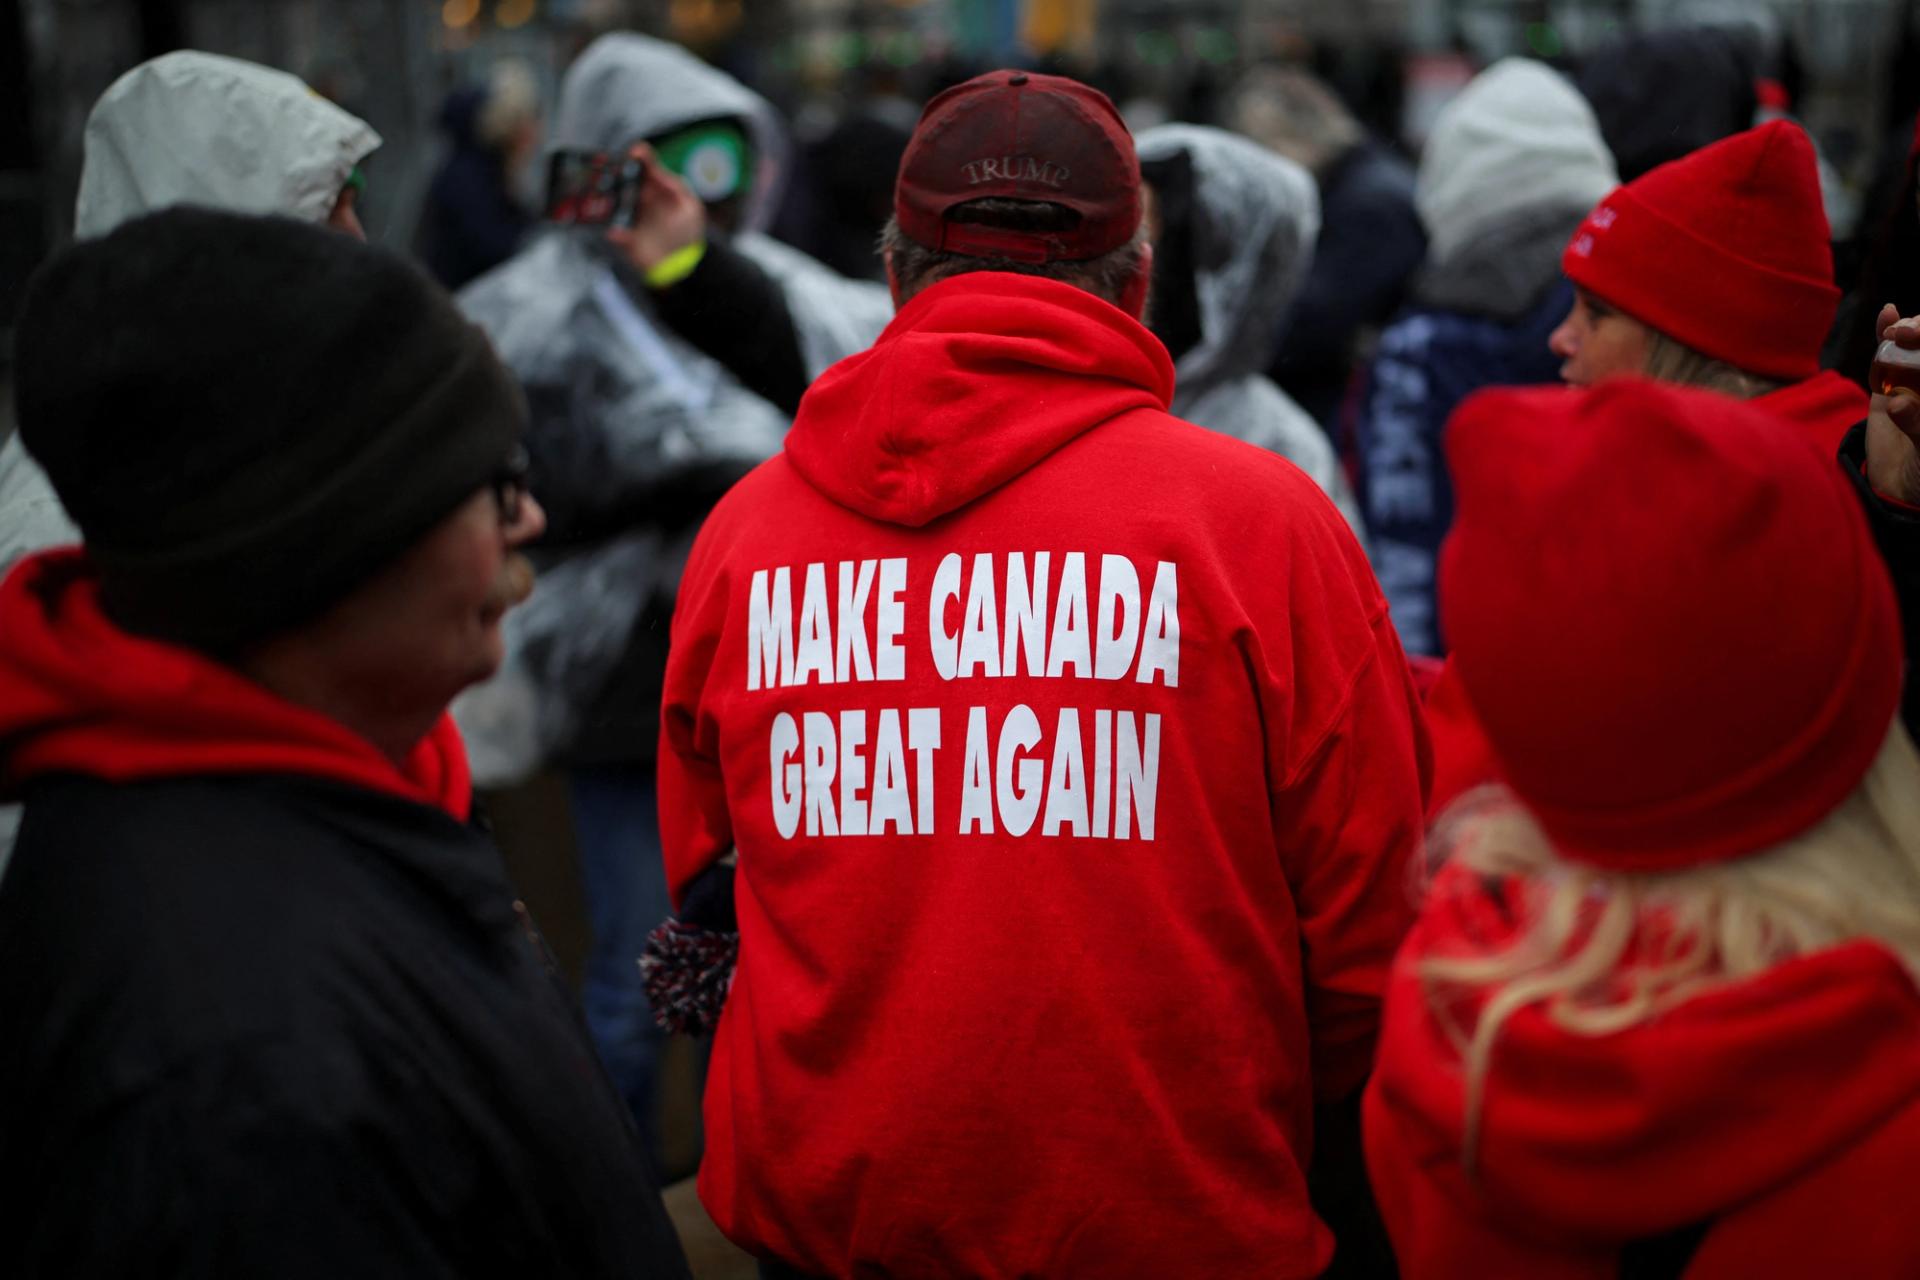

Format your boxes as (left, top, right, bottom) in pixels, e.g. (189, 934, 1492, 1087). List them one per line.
(1757, 369, 1867, 454)
(1373, 862, 1920, 1239)
(0, 550, 472, 820)
(784, 272, 1175, 528)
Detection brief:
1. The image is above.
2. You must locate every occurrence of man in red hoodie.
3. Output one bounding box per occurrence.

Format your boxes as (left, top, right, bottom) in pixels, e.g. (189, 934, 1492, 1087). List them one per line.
(657, 70, 1430, 1277)
(0, 208, 690, 1277)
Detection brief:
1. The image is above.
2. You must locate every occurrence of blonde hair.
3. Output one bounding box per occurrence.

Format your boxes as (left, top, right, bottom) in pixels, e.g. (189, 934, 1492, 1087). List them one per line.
(1422, 720, 1920, 1173)
(1641, 329, 1787, 399)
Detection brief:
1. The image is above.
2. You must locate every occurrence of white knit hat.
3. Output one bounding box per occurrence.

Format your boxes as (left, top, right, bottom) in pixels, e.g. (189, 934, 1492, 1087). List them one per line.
(1414, 58, 1617, 264)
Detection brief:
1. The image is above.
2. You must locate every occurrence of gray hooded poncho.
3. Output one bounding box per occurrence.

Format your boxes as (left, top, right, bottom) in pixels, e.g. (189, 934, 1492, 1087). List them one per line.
(1135, 124, 1363, 538)
(452, 34, 892, 785)
(1, 49, 379, 581)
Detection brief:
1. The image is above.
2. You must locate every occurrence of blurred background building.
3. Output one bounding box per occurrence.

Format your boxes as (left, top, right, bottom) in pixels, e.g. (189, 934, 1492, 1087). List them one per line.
(8, 1, 1912, 265)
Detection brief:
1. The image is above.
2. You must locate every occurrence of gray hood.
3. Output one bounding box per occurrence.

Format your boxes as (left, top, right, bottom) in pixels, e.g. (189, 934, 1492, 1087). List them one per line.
(547, 33, 788, 235)
(450, 38, 892, 785)
(1135, 124, 1362, 539)
(1410, 60, 1615, 320)
(75, 51, 380, 239)
(1137, 124, 1318, 398)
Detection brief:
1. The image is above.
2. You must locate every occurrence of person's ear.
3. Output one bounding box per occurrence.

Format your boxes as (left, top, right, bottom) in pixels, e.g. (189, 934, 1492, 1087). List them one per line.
(1118, 241, 1153, 321)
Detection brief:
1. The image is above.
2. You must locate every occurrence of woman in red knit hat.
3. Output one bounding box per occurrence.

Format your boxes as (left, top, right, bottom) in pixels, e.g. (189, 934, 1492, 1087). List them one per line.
(1364, 378, 1920, 1279)
(1550, 119, 1866, 449)
(1421, 120, 1873, 817)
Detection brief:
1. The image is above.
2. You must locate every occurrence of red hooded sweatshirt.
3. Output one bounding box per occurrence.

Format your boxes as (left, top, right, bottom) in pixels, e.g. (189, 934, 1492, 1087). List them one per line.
(658, 272, 1431, 1277)
(0, 550, 471, 817)
(1365, 864, 1920, 1278)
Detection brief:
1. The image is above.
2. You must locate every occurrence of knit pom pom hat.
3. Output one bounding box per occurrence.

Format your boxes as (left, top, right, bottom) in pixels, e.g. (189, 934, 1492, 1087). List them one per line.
(1562, 120, 1839, 381)
(1439, 378, 1900, 872)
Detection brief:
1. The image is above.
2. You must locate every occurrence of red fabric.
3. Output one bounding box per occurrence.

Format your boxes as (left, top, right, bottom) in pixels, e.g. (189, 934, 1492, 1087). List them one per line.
(1422, 656, 1499, 820)
(1365, 864, 1920, 1279)
(894, 71, 1140, 264)
(1425, 372, 1867, 823)
(0, 550, 471, 820)
(1439, 380, 1899, 871)
(1757, 368, 1869, 454)
(1563, 121, 1839, 381)
(1403, 653, 1445, 698)
(659, 272, 1430, 1277)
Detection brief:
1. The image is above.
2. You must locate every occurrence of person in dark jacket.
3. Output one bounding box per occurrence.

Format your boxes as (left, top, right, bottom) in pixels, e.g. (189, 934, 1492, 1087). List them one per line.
(0, 208, 690, 1279)
(1828, 117, 1920, 389)
(1574, 24, 1758, 183)
(1228, 64, 1426, 435)
(420, 60, 540, 290)
(1354, 58, 1617, 658)
(1851, 302, 1920, 739)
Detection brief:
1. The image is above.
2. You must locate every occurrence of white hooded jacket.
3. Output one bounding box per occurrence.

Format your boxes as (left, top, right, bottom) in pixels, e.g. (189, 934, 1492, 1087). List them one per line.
(1136, 124, 1363, 537)
(452, 35, 892, 785)
(75, 50, 380, 239)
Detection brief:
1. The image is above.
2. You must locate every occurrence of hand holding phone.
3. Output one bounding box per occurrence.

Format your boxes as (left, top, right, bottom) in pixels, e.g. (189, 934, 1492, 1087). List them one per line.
(601, 143, 710, 281)
(544, 150, 646, 228)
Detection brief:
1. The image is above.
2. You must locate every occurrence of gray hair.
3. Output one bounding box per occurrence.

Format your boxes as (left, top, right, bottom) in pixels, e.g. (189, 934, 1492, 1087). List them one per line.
(881, 200, 1149, 310)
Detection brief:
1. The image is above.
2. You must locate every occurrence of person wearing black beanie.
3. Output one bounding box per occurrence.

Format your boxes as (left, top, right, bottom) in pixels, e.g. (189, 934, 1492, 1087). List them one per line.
(0, 208, 693, 1277)
(16, 206, 526, 654)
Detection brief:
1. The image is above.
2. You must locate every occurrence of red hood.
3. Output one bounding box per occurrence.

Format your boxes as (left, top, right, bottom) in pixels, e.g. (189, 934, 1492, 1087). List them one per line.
(1369, 863, 1920, 1241)
(784, 272, 1175, 527)
(0, 550, 471, 820)
(1758, 369, 1867, 454)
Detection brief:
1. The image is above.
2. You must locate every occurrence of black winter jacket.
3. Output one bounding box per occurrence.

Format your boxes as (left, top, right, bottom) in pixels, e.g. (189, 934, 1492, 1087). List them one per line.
(0, 773, 690, 1279)
(1842, 422, 1920, 741)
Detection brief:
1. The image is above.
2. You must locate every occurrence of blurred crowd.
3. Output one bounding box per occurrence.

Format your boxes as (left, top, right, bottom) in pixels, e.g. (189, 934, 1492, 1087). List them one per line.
(4, 8, 1920, 1278)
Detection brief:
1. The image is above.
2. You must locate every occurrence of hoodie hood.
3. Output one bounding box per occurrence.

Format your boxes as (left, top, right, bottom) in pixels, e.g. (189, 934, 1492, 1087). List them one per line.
(1412, 59, 1615, 317)
(784, 272, 1174, 528)
(1756, 370, 1868, 454)
(1132, 125, 1361, 538)
(1136, 124, 1318, 397)
(1369, 863, 1920, 1244)
(0, 551, 471, 819)
(547, 33, 787, 234)
(75, 51, 380, 239)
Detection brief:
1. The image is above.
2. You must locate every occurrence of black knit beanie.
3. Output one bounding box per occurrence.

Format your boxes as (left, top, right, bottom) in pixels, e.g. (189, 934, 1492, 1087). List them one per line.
(13, 207, 525, 652)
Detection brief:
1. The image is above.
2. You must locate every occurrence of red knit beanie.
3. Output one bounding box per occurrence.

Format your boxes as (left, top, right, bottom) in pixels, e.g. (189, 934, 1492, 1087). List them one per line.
(1562, 121, 1838, 381)
(1439, 379, 1900, 872)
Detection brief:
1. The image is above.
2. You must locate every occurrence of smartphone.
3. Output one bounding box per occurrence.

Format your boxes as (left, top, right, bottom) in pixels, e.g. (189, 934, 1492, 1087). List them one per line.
(544, 150, 645, 227)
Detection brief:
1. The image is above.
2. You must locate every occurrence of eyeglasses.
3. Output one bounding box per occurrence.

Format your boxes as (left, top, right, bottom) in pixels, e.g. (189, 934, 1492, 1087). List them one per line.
(491, 445, 531, 525)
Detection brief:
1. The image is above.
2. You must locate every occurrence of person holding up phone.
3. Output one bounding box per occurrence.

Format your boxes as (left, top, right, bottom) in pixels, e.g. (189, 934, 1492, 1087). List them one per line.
(451, 33, 892, 1155)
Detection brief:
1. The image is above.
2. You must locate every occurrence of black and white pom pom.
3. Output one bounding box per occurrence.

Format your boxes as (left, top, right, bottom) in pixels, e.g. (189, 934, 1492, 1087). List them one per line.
(640, 919, 739, 1036)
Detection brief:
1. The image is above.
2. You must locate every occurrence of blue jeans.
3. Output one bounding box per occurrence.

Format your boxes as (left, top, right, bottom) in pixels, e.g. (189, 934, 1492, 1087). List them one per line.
(570, 765, 671, 1150)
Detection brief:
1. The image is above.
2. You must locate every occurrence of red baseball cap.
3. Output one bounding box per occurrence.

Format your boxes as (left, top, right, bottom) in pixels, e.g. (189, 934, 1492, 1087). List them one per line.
(894, 69, 1141, 264)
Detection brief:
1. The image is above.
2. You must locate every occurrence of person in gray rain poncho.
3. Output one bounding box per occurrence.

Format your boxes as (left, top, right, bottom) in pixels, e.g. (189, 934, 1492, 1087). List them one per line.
(625, 119, 1362, 535)
(451, 32, 892, 1143)
(1135, 123, 1363, 537)
(0, 50, 379, 872)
